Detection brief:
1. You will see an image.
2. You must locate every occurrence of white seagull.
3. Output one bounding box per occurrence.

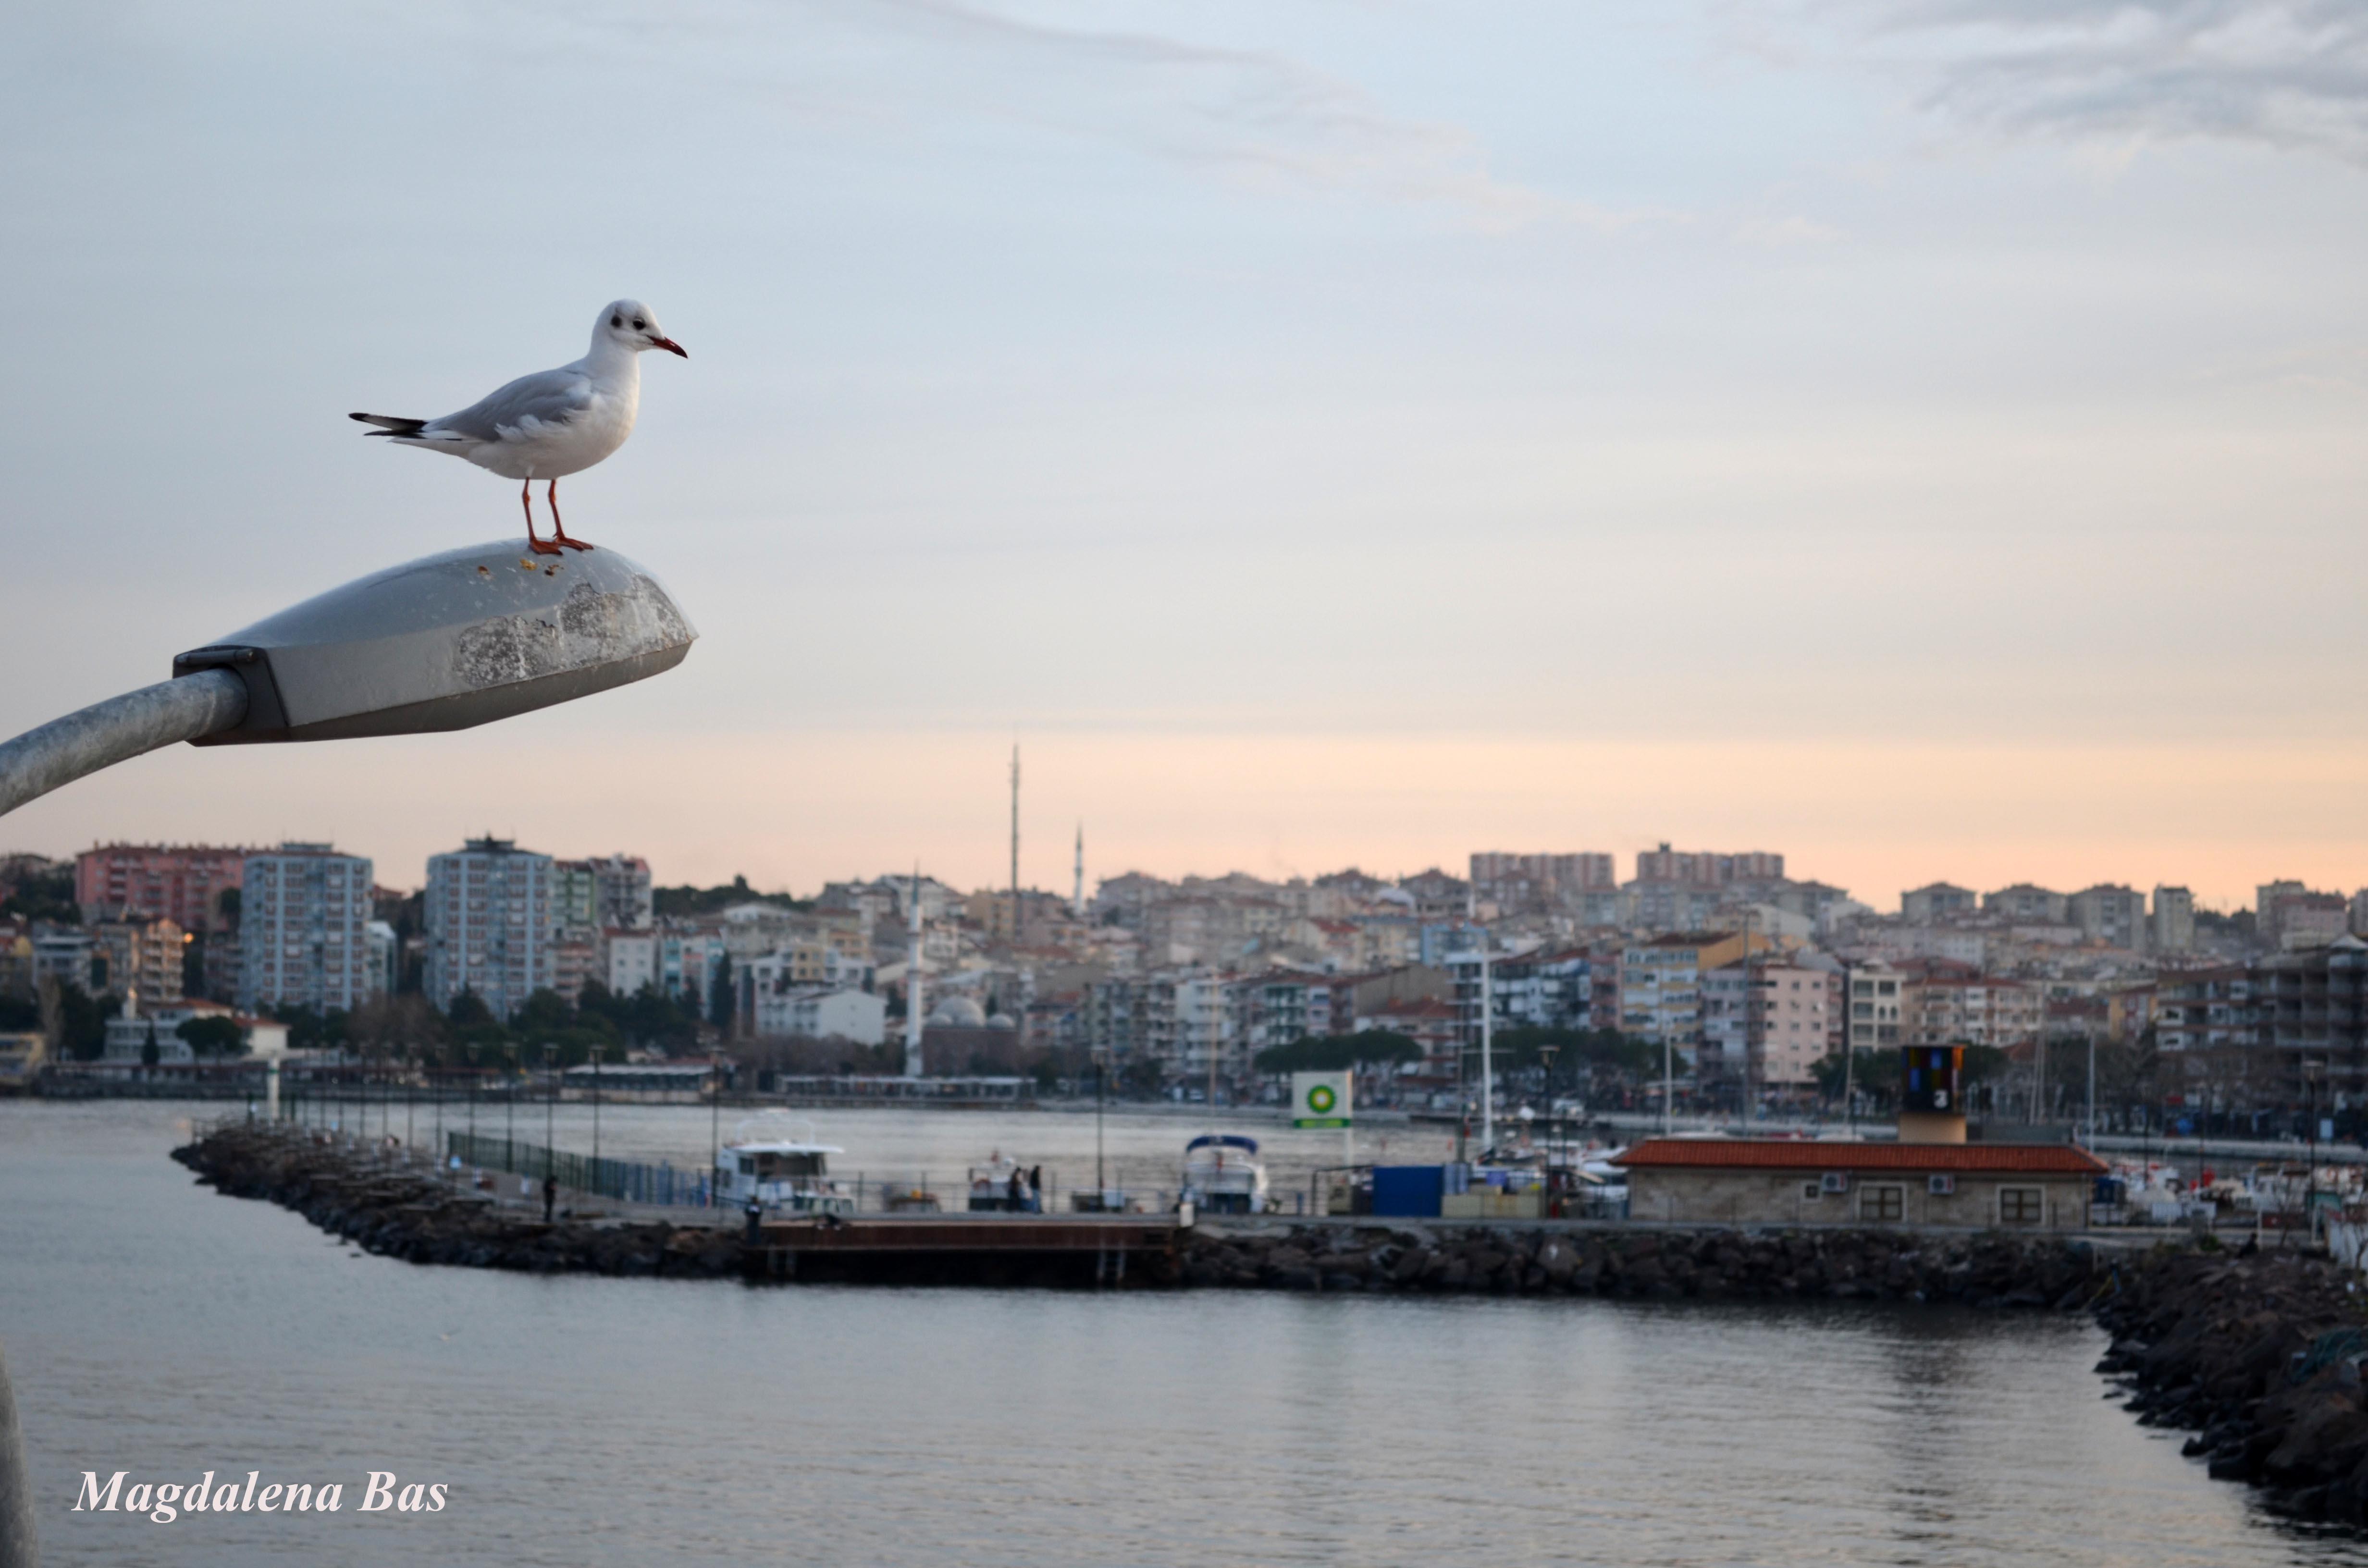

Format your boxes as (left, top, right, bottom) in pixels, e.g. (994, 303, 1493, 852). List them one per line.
(350, 299, 687, 556)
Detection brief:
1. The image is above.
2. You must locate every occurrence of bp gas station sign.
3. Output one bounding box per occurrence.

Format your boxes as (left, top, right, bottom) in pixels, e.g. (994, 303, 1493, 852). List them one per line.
(1291, 1071, 1353, 1129)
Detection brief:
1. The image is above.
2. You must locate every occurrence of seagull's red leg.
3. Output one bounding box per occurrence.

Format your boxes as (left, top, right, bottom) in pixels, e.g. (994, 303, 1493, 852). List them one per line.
(523, 478, 561, 556)
(548, 478, 594, 551)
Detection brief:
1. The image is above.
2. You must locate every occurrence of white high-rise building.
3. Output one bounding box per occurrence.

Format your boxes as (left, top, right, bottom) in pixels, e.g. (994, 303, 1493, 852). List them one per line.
(425, 838, 554, 1017)
(238, 844, 377, 1015)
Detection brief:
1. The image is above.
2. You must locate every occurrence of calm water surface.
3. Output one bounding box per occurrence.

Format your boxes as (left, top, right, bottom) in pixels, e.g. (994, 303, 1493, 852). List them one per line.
(6, 1100, 2364, 1568)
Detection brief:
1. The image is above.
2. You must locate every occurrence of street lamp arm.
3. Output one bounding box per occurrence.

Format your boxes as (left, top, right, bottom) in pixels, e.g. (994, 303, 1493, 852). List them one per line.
(0, 668, 246, 818)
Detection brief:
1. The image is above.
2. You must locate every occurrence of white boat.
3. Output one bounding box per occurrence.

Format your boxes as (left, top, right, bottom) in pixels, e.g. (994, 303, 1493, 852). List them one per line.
(715, 1115, 853, 1215)
(1182, 1133, 1269, 1214)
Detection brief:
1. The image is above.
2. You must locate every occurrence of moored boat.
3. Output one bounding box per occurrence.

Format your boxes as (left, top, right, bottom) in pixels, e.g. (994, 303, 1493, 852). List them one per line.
(1182, 1133, 1269, 1214)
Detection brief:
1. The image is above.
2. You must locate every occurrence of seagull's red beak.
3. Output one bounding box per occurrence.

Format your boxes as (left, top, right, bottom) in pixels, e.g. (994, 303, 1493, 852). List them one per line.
(649, 336, 688, 358)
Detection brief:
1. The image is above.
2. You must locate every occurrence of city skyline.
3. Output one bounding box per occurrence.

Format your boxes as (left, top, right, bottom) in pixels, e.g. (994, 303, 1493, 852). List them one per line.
(10, 4, 2368, 918)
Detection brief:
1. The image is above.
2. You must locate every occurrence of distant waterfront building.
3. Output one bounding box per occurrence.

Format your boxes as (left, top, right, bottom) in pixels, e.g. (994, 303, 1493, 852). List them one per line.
(239, 844, 377, 1015)
(1900, 883, 1976, 924)
(2067, 884, 2148, 950)
(75, 844, 250, 933)
(555, 853, 653, 934)
(88, 918, 185, 1010)
(1983, 883, 2068, 924)
(2258, 881, 2349, 951)
(424, 839, 554, 1017)
(1844, 960, 1907, 1055)
(2150, 886, 2196, 954)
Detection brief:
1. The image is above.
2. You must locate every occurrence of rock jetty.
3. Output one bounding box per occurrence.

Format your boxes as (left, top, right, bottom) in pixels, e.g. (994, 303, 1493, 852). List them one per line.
(180, 1124, 2368, 1526)
(1184, 1222, 2101, 1303)
(2096, 1243, 2368, 1524)
(175, 1125, 744, 1279)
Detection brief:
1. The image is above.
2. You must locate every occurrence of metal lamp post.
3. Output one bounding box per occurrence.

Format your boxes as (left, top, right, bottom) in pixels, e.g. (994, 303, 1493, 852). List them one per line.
(1094, 1045, 1110, 1200)
(504, 1046, 517, 1177)
(710, 1054, 723, 1209)
(544, 1042, 557, 1185)
(1539, 1043, 1560, 1172)
(0, 539, 695, 821)
(591, 1044, 603, 1175)
(0, 540, 697, 1568)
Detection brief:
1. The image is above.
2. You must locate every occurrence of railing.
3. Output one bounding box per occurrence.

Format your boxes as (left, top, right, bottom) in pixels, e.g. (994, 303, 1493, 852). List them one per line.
(445, 1130, 715, 1209)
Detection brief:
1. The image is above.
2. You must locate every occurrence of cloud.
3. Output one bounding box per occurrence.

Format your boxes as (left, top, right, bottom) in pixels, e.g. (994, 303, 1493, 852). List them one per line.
(1858, 0, 2368, 164)
(533, 0, 1647, 231)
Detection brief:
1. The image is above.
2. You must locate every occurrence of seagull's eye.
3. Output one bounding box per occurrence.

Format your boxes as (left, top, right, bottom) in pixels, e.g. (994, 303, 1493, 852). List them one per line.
(632, 319, 646, 331)
(610, 314, 622, 328)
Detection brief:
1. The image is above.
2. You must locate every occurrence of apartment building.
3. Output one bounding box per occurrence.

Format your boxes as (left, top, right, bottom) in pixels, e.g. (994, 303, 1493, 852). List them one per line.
(238, 844, 377, 1015)
(2153, 966, 2256, 1053)
(424, 838, 554, 1017)
(88, 918, 185, 1009)
(2150, 886, 2196, 954)
(75, 844, 250, 933)
(1901, 975, 2039, 1050)
(2067, 884, 2148, 950)
(555, 854, 654, 933)
(1983, 884, 2068, 924)
(1621, 932, 1755, 1059)
(1844, 961, 1908, 1054)
(1900, 883, 1977, 924)
(1702, 960, 1844, 1090)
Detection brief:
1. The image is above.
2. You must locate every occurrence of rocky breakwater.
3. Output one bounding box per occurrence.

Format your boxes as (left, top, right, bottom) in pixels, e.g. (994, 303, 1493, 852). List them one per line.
(175, 1124, 742, 1278)
(2097, 1244, 2368, 1523)
(1183, 1222, 2102, 1304)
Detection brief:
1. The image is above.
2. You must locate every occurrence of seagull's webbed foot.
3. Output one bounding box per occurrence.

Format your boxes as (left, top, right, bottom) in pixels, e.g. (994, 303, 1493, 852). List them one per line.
(525, 535, 565, 557)
(552, 535, 596, 552)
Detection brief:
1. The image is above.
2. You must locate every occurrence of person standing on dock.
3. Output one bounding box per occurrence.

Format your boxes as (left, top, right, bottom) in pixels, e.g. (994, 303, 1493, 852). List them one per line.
(542, 1174, 557, 1225)
(1028, 1165, 1044, 1213)
(1006, 1167, 1025, 1213)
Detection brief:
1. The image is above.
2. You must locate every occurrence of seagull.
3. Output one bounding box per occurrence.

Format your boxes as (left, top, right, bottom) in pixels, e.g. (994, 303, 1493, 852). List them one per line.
(350, 299, 687, 556)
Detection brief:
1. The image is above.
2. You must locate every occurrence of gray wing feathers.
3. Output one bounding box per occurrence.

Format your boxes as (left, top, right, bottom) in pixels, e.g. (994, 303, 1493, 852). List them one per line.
(424, 368, 592, 443)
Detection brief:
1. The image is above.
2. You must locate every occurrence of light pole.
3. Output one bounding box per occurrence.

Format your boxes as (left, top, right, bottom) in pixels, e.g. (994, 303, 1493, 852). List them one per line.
(0, 540, 696, 822)
(543, 1042, 557, 1185)
(710, 1052, 724, 1209)
(0, 540, 699, 1568)
(1093, 1045, 1110, 1200)
(504, 1045, 517, 1178)
(1539, 1043, 1560, 1172)
(591, 1044, 603, 1175)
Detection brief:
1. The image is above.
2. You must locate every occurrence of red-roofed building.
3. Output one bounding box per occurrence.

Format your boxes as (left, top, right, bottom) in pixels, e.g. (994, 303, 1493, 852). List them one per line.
(1615, 1137, 2103, 1230)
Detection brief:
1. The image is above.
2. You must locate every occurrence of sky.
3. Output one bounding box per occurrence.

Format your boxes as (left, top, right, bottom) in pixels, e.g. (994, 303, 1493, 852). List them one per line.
(4, 0, 2368, 909)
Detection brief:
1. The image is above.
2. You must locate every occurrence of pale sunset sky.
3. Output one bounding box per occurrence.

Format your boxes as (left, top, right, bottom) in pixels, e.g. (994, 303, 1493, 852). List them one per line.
(4, 2, 2367, 909)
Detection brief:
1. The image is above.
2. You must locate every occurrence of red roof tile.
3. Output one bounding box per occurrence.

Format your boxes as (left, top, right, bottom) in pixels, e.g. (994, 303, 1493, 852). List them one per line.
(1614, 1138, 2106, 1175)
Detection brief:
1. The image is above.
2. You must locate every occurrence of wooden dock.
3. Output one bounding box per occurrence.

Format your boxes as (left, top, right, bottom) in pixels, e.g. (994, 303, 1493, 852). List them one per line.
(743, 1214, 1187, 1287)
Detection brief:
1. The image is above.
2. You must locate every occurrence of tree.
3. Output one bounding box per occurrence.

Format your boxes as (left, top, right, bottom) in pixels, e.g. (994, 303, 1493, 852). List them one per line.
(1253, 1031, 1422, 1075)
(709, 955, 736, 1032)
(48, 980, 118, 1062)
(176, 1015, 247, 1059)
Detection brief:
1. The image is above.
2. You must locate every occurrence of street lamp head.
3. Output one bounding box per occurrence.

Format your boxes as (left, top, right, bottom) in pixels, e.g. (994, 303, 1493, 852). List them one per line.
(173, 538, 695, 744)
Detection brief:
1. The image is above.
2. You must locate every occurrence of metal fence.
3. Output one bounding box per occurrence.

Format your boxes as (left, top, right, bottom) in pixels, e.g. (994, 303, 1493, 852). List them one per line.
(444, 1131, 714, 1209)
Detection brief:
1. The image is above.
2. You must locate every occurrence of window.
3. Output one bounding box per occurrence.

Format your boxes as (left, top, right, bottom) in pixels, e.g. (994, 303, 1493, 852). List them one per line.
(1859, 1185, 1904, 1223)
(1802, 1182, 1823, 1201)
(2000, 1188, 2044, 1225)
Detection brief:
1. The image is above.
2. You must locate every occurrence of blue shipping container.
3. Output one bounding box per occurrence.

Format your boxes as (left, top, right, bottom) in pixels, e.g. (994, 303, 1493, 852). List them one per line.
(1371, 1165, 1445, 1218)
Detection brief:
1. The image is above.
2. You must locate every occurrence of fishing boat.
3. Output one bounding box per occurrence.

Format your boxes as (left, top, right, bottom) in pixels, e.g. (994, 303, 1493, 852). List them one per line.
(1181, 1133, 1269, 1214)
(715, 1115, 853, 1215)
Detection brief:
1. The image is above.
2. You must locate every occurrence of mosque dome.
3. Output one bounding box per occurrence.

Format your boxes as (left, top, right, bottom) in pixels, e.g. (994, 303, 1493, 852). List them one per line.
(928, 996, 987, 1027)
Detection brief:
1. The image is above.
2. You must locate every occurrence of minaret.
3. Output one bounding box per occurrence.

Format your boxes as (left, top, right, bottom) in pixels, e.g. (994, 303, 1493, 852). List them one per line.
(1072, 822, 1085, 919)
(904, 864, 925, 1078)
(1009, 742, 1021, 947)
